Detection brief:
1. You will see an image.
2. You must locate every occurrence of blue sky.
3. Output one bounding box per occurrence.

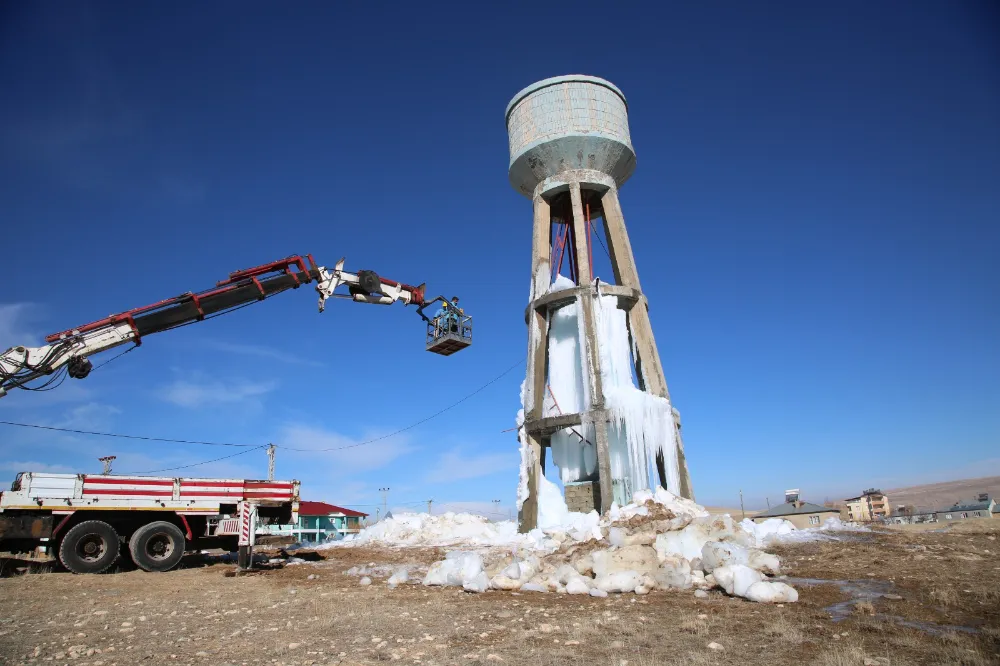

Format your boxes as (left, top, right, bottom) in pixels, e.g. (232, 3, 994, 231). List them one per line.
(1, 1, 997, 514)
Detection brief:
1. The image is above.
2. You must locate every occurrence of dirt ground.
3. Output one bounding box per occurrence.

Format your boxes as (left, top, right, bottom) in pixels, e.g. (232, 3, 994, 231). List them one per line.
(1, 521, 998, 666)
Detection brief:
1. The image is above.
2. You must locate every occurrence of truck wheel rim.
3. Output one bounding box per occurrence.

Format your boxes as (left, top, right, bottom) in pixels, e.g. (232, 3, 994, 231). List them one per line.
(77, 535, 107, 562)
(146, 533, 175, 561)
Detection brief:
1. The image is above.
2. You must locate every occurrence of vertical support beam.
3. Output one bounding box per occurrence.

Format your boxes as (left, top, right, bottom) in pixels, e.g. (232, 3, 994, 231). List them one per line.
(569, 183, 592, 285)
(600, 186, 694, 500)
(525, 195, 551, 421)
(531, 195, 552, 302)
(570, 182, 612, 512)
(601, 186, 667, 396)
(517, 432, 544, 532)
(589, 410, 614, 513)
(520, 194, 551, 533)
(600, 185, 641, 289)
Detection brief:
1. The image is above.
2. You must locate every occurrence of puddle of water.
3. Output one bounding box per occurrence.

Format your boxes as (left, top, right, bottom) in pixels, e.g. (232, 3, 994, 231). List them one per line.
(785, 577, 977, 635)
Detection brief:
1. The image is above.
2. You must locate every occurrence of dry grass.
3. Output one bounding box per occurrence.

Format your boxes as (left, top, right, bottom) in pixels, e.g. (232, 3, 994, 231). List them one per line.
(763, 615, 804, 644)
(930, 586, 960, 607)
(811, 644, 867, 666)
(852, 600, 875, 616)
(679, 618, 709, 635)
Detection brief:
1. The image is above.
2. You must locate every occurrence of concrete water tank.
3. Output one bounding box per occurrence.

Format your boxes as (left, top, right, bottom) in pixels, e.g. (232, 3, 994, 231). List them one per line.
(505, 75, 636, 198)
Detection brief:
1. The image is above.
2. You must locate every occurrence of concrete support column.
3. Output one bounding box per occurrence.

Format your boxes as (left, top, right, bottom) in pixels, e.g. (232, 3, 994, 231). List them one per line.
(570, 182, 613, 513)
(517, 433, 544, 532)
(524, 195, 551, 421)
(519, 195, 552, 533)
(600, 186, 694, 500)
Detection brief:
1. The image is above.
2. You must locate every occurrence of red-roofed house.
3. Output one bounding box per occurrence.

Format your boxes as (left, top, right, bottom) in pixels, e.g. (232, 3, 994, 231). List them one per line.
(266, 500, 369, 543)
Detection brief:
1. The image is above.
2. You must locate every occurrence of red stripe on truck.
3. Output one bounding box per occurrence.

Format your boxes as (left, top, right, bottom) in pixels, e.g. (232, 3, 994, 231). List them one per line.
(82, 489, 174, 497)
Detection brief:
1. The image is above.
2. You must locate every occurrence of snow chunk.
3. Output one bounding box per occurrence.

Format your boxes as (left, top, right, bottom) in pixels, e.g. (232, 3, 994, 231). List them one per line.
(592, 545, 660, 577)
(387, 567, 410, 587)
(701, 541, 750, 572)
(748, 550, 781, 575)
(423, 552, 486, 589)
(463, 572, 490, 594)
(744, 581, 798, 603)
(594, 571, 644, 594)
(711, 564, 762, 597)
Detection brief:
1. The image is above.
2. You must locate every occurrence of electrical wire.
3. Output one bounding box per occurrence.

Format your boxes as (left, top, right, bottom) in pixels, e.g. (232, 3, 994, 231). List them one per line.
(90, 345, 138, 371)
(277, 357, 525, 452)
(594, 218, 612, 260)
(0, 420, 259, 447)
(126, 445, 269, 475)
(0, 357, 525, 453)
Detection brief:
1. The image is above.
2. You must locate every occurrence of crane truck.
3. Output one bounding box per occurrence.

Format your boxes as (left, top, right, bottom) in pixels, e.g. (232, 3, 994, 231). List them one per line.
(0, 254, 472, 573)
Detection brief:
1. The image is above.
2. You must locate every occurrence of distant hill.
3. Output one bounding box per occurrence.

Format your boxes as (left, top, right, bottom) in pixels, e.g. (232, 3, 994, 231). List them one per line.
(883, 476, 1000, 513)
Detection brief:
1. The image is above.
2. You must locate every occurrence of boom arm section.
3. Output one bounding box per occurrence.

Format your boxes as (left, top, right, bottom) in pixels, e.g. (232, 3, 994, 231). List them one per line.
(0, 254, 426, 398)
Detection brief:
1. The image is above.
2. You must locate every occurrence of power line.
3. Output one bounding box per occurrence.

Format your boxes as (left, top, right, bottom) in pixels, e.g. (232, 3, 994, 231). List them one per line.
(278, 358, 524, 452)
(90, 345, 138, 372)
(0, 357, 525, 454)
(0, 420, 257, 447)
(0, 358, 525, 476)
(126, 445, 268, 475)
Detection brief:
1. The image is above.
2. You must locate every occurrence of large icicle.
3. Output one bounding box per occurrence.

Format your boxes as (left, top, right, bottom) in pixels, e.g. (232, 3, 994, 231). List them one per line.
(545, 275, 596, 484)
(520, 274, 682, 514)
(593, 286, 682, 497)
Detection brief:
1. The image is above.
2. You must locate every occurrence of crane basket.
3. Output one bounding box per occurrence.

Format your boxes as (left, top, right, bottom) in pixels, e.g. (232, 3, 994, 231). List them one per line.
(426, 315, 472, 356)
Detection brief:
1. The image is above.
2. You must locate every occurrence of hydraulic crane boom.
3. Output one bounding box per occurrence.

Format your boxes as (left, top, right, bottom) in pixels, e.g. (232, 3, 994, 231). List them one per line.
(0, 254, 464, 398)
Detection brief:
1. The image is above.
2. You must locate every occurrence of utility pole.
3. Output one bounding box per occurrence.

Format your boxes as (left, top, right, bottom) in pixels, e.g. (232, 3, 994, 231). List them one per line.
(739, 489, 745, 520)
(98, 456, 116, 475)
(266, 444, 276, 481)
(766, 497, 770, 509)
(492, 499, 501, 520)
(379, 487, 390, 518)
(427, 499, 433, 515)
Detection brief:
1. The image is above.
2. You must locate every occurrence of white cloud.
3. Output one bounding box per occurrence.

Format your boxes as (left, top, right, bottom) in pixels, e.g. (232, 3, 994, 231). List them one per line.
(0, 303, 42, 349)
(0, 460, 76, 474)
(54, 402, 122, 430)
(277, 424, 415, 473)
(158, 377, 277, 408)
(423, 448, 517, 483)
(200, 340, 323, 367)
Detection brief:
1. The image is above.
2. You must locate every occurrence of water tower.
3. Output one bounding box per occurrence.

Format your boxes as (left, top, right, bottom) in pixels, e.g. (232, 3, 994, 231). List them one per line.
(507, 75, 693, 531)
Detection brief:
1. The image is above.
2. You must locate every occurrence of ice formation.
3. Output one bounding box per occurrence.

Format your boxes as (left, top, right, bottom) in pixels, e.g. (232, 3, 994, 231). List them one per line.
(521, 275, 682, 508)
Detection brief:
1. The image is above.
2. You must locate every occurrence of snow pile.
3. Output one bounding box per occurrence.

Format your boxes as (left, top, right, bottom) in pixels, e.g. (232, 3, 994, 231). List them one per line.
(740, 517, 798, 546)
(415, 488, 798, 604)
(331, 511, 523, 549)
(742, 516, 868, 545)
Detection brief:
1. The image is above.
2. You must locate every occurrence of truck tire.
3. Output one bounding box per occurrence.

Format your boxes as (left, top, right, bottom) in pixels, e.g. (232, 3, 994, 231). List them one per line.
(129, 521, 186, 573)
(58, 521, 120, 574)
